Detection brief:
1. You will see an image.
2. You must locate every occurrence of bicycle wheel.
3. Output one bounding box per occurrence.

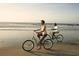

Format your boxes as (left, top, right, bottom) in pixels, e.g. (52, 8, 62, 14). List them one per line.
(22, 40, 34, 52)
(43, 39, 53, 50)
(57, 34, 64, 42)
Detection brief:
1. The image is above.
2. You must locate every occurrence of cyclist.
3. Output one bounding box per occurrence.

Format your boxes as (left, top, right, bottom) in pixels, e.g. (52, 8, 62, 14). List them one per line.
(34, 20, 47, 49)
(51, 23, 59, 36)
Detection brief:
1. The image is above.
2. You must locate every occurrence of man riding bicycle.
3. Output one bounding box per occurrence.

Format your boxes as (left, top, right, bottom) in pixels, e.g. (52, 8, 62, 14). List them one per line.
(34, 20, 47, 50)
(51, 23, 59, 36)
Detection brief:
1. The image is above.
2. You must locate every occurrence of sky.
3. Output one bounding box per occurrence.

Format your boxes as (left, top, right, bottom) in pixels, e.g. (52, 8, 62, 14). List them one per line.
(0, 3, 79, 23)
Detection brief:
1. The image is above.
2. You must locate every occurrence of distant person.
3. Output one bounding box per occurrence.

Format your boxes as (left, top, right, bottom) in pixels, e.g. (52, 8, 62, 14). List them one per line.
(51, 23, 59, 36)
(34, 20, 47, 49)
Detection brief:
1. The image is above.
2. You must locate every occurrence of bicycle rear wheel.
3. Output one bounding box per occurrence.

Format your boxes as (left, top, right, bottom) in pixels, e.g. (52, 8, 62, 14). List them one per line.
(57, 34, 64, 42)
(43, 39, 53, 50)
(22, 40, 34, 52)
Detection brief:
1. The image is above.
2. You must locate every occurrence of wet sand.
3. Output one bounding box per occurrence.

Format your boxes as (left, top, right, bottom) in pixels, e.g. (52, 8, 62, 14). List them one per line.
(0, 30, 79, 56)
(0, 42, 79, 56)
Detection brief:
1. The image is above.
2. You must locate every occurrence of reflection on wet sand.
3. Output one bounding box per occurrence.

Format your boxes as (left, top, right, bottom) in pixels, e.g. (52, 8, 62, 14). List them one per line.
(0, 42, 79, 56)
(0, 25, 79, 55)
(25, 42, 79, 56)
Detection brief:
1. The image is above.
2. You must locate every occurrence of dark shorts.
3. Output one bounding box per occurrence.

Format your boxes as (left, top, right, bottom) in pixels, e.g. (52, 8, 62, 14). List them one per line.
(37, 32, 42, 36)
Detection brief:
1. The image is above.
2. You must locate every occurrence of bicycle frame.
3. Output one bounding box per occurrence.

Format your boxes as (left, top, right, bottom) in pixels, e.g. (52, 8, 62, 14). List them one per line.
(49, 31, 60, 39)
(32, 31, 52, 45)
(32, 36, 38, 45)
(22, 31, 54, 51)
(32, 31, 40, 45)
(49, 29, 64, 42)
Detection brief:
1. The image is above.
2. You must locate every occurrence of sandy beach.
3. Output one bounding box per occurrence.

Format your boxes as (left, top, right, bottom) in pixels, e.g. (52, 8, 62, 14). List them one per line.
(0, 3, 79, 56)
(0, 42, 79, 56)
(0, 29, 78, 56)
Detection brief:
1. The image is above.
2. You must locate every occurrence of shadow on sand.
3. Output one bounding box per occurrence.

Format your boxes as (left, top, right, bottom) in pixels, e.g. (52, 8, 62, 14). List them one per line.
(64, 42, 79, 46)
(47, 49, 79, 56)
(26, 42, 79, 56)
(27, 49, 79, 56)
(28, 51, 49, 56)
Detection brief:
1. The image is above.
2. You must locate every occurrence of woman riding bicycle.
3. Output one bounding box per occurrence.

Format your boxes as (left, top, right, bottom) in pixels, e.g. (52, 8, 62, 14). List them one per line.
(34, 20, 47, 49)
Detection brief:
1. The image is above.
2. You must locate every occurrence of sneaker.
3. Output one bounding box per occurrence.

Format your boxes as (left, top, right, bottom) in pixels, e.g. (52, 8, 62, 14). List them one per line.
(37, 43, 41, 50)
(37, 45, 41, 50)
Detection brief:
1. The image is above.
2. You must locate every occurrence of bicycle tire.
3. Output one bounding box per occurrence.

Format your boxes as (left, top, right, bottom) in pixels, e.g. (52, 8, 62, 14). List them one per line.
(22, 40, 34, 52)
(43, 39, 53, 50)
(57, 34, 64, 42)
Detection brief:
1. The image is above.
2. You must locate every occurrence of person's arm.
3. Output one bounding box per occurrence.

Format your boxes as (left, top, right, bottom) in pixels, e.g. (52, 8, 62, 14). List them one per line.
(34, 29, 40, 32)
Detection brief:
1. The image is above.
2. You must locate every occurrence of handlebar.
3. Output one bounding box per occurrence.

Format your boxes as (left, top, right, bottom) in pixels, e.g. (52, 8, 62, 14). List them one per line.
(33, 30, 37, 32)
(33, 30, 38, 34)
(51, 29, 57, 30)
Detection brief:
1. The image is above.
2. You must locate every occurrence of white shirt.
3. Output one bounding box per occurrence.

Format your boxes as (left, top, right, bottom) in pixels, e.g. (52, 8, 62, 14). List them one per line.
(54, 26, 58, 30)
(53, 26, 58, 32)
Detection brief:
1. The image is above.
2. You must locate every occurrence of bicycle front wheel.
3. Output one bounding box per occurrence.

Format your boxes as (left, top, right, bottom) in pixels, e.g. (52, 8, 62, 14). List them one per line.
(22, 40, 34, 52)
(43, 39, 53, 50)
(57, 34, 64, 42)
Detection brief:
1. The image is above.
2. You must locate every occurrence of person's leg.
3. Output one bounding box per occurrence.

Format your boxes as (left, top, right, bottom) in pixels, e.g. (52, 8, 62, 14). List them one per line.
(37, 33, 41, 39)
(37, 33, 42, 50)
(52, 32, 55, 39)
(52, 32, 54, 36)
(40, 34, 47, 44)
(53, 32, 55, 36)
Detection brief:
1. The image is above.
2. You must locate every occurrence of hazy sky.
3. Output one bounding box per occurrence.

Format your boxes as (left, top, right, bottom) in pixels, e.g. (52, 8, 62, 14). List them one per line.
(0, 3, 79, 23)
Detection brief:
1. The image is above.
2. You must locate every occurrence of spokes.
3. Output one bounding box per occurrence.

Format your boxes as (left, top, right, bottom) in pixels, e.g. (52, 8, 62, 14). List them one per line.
(57, 34, 63, 42)
(43, 39, 53, 50)
(22, 40, 34, 51)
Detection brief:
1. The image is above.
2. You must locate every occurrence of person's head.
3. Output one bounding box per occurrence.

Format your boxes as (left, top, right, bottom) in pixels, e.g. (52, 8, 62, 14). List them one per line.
(41, 20, 45, 25)
(54, 23, 57, 26)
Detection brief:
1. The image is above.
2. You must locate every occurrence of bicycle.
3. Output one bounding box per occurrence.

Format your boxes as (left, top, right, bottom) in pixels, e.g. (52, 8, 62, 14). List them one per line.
(22, 31, 53, 52)
(50, 29, 64, 42)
